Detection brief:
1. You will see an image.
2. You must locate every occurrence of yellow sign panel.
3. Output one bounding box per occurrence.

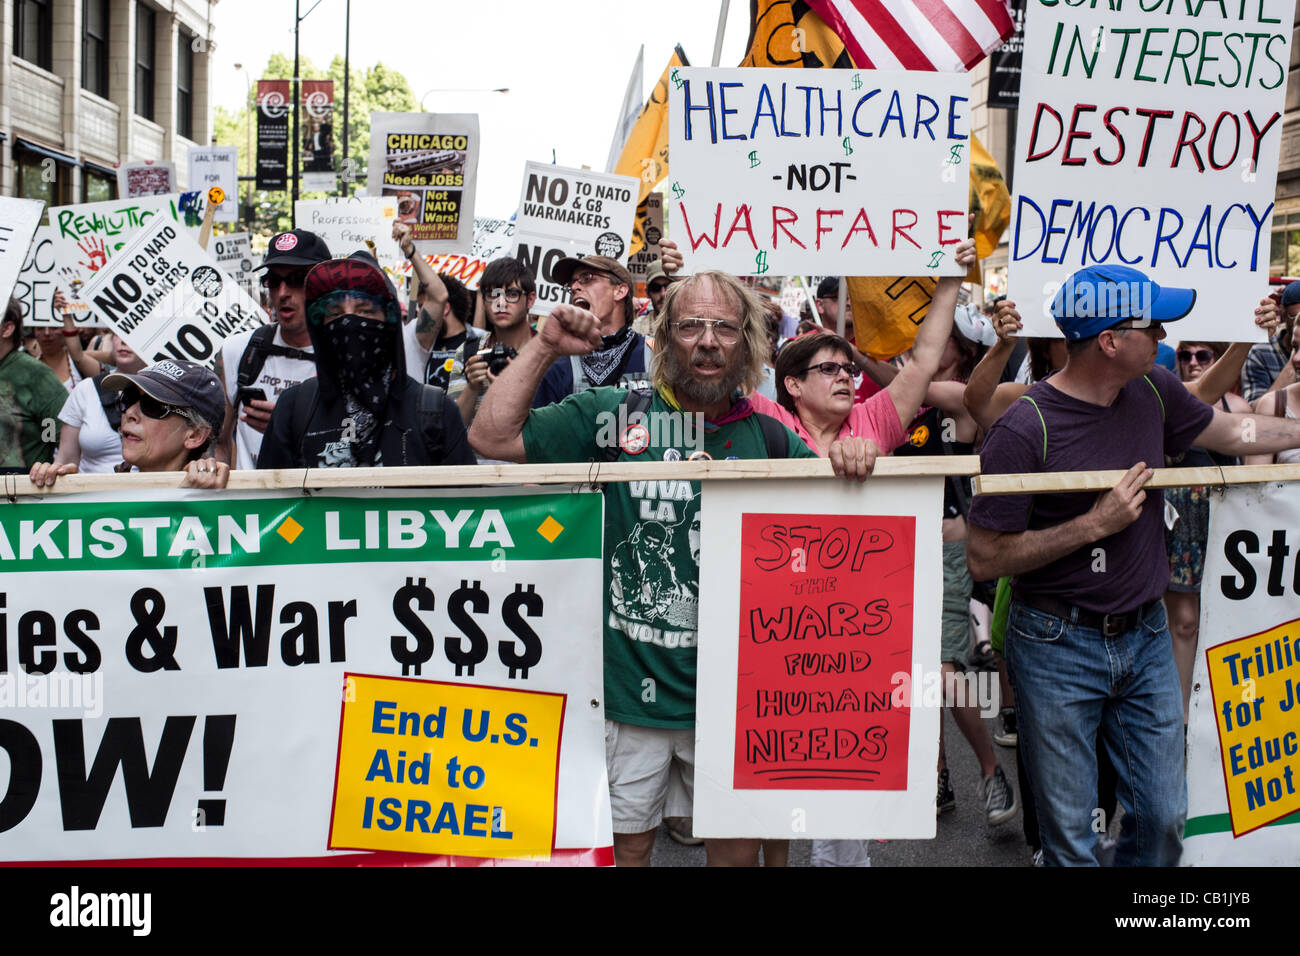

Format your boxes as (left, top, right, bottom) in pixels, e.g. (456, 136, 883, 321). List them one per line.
(329, 673, 565, 860)
(1206, 620, 1300, 836)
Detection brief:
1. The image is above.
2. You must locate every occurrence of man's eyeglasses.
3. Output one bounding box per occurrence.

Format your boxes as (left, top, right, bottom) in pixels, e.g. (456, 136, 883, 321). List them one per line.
(567, 271, 610, 293)
(801, 361, 860, 380)
(260, 271, 306, 290)
(1177, 348, 1215, 365)
(119, 386, 192, 423)
(672, 317, 742, 344)
(486, 287, 525, 303)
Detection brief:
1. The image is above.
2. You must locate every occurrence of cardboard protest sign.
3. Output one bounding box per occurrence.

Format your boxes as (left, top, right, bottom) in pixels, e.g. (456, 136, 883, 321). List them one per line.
(79, 217, 265, 366)
(47, 192, 205, 297)
(296, 196, 402, 273)
(0, 488, 611, 864)
(1184, 482, 1300, 864)
(368, 112, 479, 253)
(11, 227, 67, 327)
(210, 231, 260, 301)
(1008, 0, 1292, 340)
(118, 160, 176, 198)
(668, 67, 969, 277)
(398, 217, 517, 293)
(0, 197, 44, 305)
(513, 162, 640, 314)
(627, 192, 664, 286)
(188, 146, 239, 222)
(695, 478, 942, 838)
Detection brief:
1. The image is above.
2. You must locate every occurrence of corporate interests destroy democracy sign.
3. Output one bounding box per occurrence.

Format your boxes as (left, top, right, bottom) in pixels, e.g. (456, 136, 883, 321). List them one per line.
(368, 112, 480, 253)
(0, 489, 610, 864)
(668, 67, 970, 277)
(513, 162, 639, 314)
(1184, 482, 1300, 865)
(1008, 0, 1293, 339)
(694, 478, 943, 839)
(79, 217, 265, 367)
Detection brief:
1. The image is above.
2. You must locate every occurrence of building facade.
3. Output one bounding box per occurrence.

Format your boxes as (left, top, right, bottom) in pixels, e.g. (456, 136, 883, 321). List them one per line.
(0, 0, 215, 205)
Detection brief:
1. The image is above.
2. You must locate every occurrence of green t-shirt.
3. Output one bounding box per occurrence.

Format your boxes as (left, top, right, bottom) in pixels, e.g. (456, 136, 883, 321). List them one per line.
(0, 350, 66, 469)
(522, 386, 815, 728)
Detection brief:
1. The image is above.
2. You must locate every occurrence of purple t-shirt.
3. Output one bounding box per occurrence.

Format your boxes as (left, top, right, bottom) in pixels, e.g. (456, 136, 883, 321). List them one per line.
(968, 366, 1214, 614)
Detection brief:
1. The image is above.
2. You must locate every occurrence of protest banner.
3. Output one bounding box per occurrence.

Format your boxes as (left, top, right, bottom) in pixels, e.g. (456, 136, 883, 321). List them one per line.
(0, 487, 611, 864)
(79, 217, 265, 366)
(368, 112, 479, 253)
(1185, 481, 1300, 865)
(256, 80, 291, 191)
(0, 197, 43, 305)
(37, 193, 205, 326)
(210, 231, 259, 301)
(667, 67, 970, 278)
(1007, 0, 1293, 340)
(295, 196, 402, 274)
(512, 162, 640, 315)
(301, 80, 336, 192)
(188, 147, 239, 223)
(12, 227, 66, 327)
(627, 192, 664, 287)
(694, 477, 942, 838)
(118, 160, 176, 198)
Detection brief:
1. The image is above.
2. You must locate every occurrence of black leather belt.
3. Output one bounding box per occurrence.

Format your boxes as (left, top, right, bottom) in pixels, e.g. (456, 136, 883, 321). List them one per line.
(1013, 591, 1160, 638)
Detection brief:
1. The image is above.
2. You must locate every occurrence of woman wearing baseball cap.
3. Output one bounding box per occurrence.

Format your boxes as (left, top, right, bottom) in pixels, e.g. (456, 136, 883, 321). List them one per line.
(29, 359, 230, 488)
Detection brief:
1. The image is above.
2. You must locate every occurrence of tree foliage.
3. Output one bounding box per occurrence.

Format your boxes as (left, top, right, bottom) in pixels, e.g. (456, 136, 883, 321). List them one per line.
(213, 54, 418, 236)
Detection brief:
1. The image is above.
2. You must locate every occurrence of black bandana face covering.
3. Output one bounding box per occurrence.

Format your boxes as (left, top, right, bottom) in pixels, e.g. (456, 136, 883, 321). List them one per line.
(320, 314, 397, 416)
(581, 323, 637, 386)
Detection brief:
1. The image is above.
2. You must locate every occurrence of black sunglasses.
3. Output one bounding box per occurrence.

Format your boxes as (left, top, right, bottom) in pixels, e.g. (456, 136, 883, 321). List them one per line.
(1177, 348, 1215, 364)
(260, 271, 307, 290)
(119, 385, 185, 421)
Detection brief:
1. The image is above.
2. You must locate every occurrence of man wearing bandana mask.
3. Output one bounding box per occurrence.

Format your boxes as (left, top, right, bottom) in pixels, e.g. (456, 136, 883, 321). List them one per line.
(531, 255, 654, 407)
(256, 253, 476, 469)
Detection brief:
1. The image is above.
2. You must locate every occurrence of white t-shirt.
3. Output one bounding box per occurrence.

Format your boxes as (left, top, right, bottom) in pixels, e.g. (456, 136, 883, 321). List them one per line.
(58, 377, 122, 473)
(220, 326, 317, 470)
(403, 321, 487, 389)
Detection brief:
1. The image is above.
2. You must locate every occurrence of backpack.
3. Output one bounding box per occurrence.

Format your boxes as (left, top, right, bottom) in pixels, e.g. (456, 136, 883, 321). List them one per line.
(287, 377, 448, 465)
(91, 372, 122, 433)
(600, 388, 789, 462)
(236, 325, 314, 403)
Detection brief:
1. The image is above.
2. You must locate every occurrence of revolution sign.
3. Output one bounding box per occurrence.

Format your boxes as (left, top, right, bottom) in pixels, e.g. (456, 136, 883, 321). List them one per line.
(1008, 0, 1293, 339)
(668, 67, 970, 277)
(0, 488, 610, 864)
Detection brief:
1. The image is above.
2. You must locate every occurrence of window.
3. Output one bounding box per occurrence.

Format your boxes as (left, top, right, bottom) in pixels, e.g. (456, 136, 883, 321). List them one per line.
(15, 147, 69, 207)
(177, 31, 194, 140)
(82, 0, 110, 97)
(13, 0, 52, 70)
(83, 166, 117, 203)
(135, 4, 156, 120)
(1270, 213, 1300, 277)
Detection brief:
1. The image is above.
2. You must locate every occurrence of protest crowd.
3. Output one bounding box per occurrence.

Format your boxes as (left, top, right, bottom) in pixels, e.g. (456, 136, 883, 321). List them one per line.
(5, 0, 1300, 873)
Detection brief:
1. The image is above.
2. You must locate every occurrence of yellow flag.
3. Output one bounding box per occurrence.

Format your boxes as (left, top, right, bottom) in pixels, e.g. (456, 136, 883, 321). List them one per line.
(739, 0, 1012, 359)
(614, 46, 688, 255)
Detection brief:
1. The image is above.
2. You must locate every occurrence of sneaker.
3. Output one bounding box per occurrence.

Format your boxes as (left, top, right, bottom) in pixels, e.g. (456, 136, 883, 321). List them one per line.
(993, 707, 1018, 747)
(664, 816, 703, 846)
(936, 768, 956, 814)
(983, 766, 1018, 826)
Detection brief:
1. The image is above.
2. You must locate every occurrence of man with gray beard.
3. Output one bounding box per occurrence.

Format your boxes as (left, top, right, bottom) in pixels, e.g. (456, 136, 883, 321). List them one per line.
(470, 270, 881, 867)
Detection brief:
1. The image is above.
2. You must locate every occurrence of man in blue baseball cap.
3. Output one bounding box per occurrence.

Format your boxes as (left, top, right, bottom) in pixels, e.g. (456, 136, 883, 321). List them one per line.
(965, 264, 1300, 867)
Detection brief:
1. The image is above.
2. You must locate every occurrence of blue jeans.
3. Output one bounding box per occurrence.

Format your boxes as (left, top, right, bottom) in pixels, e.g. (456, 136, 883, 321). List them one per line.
(1006, 599, 1185, 866)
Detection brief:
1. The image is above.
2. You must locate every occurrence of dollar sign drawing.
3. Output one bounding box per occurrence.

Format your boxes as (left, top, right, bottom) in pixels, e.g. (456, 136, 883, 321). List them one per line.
(754, 251, 770, 274)
(947, 143, 964, 165)
(851, 73, 862, 90)
(748, 150, 760, 168)
(842, 137, 854, 157)
(927, 251, 945, 268)
(671, 181, 686, 200)
(391, 577, 435, 676)
(498, 583, 544, 680)
(671, 68, 683, 89)
(445, 579, 490, 677)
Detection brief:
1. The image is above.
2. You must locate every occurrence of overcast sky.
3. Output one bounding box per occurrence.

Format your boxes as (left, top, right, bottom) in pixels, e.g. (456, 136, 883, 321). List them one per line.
(211, 0, 755, 217)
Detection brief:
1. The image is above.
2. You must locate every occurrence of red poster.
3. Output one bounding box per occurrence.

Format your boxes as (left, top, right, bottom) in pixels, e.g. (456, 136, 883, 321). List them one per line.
(734, 513, 915, 791)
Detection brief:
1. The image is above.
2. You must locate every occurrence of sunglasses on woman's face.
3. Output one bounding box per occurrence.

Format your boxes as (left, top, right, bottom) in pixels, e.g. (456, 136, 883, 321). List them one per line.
(1177, 348, 1214, 365)
(119, 386, 185, 421)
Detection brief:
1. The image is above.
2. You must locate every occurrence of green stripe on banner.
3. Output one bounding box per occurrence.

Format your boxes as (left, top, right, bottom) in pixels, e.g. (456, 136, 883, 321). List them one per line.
(1185, 809, 1300, 838)
(0, 493, 602, 571)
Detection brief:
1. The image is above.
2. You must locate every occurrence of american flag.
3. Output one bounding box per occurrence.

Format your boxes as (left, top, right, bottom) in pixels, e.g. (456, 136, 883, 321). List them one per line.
(806, 0, 1015, 72)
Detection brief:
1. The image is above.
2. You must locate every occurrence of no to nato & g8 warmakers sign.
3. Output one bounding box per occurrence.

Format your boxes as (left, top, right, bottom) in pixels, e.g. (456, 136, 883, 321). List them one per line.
(1009, 0, 1293, 340)
(668, 67, 970, 277)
